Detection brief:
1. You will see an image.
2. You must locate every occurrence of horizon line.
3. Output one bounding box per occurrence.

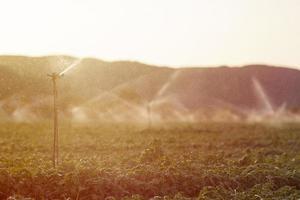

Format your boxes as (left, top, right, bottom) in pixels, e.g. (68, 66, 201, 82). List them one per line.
(0, 53, 299, 70)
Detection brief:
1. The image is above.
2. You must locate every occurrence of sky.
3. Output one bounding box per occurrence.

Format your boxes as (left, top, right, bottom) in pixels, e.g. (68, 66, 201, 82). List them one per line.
(0, 0, 299, 68)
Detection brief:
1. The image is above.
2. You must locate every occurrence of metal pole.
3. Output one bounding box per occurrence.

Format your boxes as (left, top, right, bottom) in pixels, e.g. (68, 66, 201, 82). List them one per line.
(48, 73, 59, 168)
(147, 102, 152, 129)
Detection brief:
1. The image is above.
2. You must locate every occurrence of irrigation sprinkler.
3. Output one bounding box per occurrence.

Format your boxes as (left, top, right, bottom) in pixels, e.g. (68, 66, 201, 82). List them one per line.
(47, 58, 82, 168)
(147, 102, 152, 129)
(47, 72, 61, 168)
(146, 70, 181, 129)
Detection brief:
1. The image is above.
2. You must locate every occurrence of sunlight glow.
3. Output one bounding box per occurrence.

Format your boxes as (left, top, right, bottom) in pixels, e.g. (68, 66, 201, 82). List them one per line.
(0, 0, 299, 67)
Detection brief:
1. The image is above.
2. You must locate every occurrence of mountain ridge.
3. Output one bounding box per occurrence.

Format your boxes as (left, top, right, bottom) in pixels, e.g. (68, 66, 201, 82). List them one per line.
(0, 55, 300, 122)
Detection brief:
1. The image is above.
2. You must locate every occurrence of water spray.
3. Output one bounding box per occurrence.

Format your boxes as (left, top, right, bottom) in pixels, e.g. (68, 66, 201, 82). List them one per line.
(252, 77, 274, 114)
(59, 59, 82, 76)
(147, 70, 181, 129)
(47, 58, 81, 168)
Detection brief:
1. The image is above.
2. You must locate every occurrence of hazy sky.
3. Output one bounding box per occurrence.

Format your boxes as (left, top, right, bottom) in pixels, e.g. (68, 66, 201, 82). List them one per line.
(0, 0, 299, 67)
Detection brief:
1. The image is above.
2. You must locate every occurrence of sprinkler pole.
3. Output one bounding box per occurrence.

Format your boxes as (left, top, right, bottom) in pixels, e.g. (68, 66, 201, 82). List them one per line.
(147, 102, 152, 129)
(48, 73, 60, 168)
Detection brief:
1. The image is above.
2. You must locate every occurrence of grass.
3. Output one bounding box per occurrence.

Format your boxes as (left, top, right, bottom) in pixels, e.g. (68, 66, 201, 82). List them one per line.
(0, 122, 299, 199)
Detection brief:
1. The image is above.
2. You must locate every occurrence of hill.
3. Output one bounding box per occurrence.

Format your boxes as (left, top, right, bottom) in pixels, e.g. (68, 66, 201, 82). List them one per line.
(0, 55, 300, 122)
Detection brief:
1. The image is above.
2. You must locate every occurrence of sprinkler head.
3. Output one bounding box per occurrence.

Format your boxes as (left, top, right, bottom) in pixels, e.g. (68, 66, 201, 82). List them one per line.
(47, 72, 61, 80)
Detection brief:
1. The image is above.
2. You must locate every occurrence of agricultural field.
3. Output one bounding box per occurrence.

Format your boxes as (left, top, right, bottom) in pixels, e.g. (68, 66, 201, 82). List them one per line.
(0, 122, 299, 200)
